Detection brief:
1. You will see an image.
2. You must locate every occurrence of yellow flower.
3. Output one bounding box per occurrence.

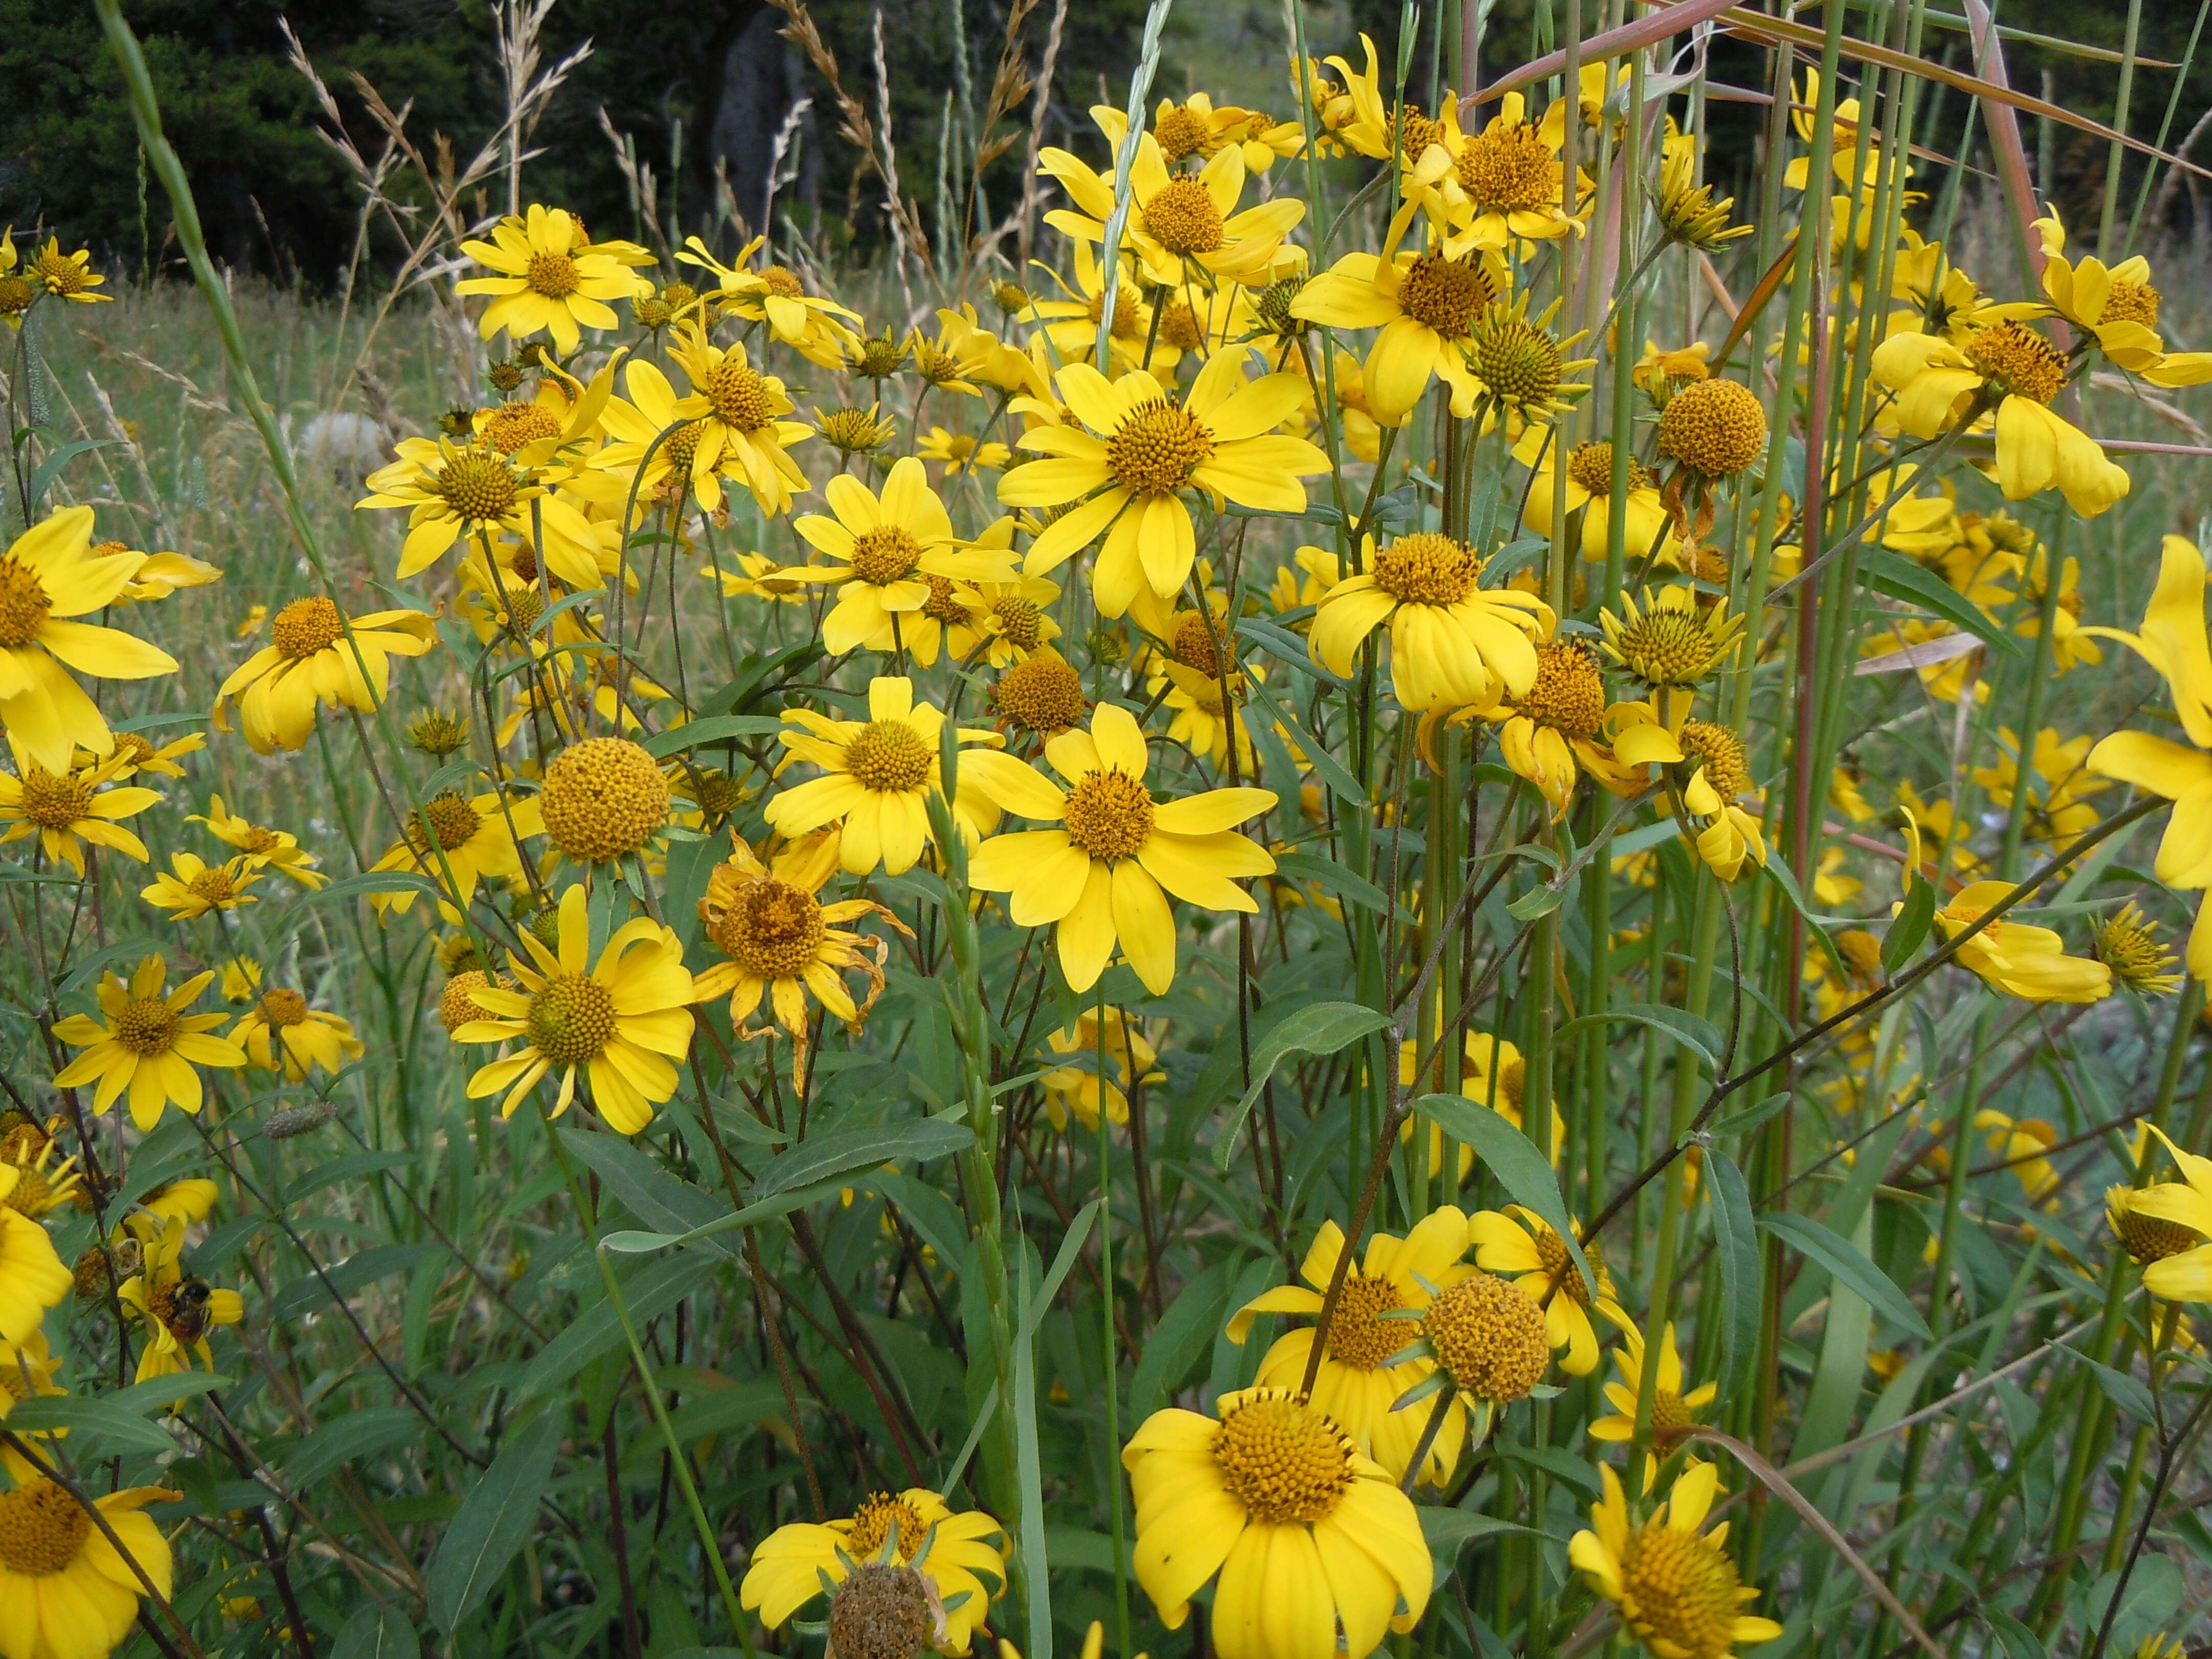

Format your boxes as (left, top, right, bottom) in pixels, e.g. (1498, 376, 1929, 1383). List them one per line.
(1225, 1210, 1476, 1486)
(956, 564, 1063, 668)
(676, 236, 861, 369)
(963, 703, 1275, 994)
(230, 989, 364, 1080)
(30, 236, 110, 303)
(1870, 319, 2128, 517)
(917, 427, 1011, 476)
(0, 743, 157, 875)
(1590, 1322, 1717, 1444)
(2110, 1128, 2212, 1298)
(1039, 132, 1305, 289)
(1569, 1459, 1782, 1659)
(366, 788, 544, 915)
(220, 957, 263, 1003)
(1292, 208, 1505, 421)
(1412, 91, 1580, 253)
(1515, 428, 1672, 564)
(0, 1475, 175, 1659)
(1310, 530, 1552, 713)
(1473, 639, 1639, 818)
(102, 727, 203, 779)
(588, 357, 752, 515)
(2097, 901, 2182, 995)
(0, 1206, 70, 1343)
(52, 959, 246, 1131)
(0, 505, 179, 774)
(782, 458, 1016, 655)
(692, 830, 906, 1091)
(1468, 1205, 1625, 1374)
(998, 350, 1326, 616)
(118, 1216, 244, 1382)
(1019, 242, 1158, 373)
(190, 794, 328, 888)
(2086, 537, 2212, 974)
(214, 597, 437, 754)
(1782, 67, 1888, 192)
(1121, 1387, 1431, 1659)
(1040, 1007, 1161, 1132)
(663, 322, 815, 517)
(2015, 549, 2100, 672)
(456, 204, 650, 353)
(1894, 810, 2111, 1002)
(141, 852, 264, 922)
(359, 436, 605, 585)
(1970, 727, 2110, 846)
(768, 677, 1000, 877)
(452, 884, 695, 1133)
(2033, 207, 2212, 386)
(740, 1488, 1006, 1657)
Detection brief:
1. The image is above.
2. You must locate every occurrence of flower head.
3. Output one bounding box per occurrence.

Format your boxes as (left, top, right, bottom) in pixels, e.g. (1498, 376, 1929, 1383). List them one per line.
(963, 703, 1274, 993)
(740, 1489, 1005, 1656)
(52, 959, 247, 1130)
(141, 852, 264, 921)
(0, 1474, 175, 1659)
(768, 678, 1000, 876)
(1569, 1460, 1781, 1659)
(1311, 530, 1553, 712)
(693, 830, 907, 1090)
(456, 204, 650, 353)
(451, 884, 695, 1133)
(214, 597, 437, 753)
(0, 743, 157, 875)
(0, 506, 180, 774)
(1225, 1209, 1476, 1485)
(999, 349, 1326, 616)
(1468, 1205, 1625, 1374)
(1121, 1387, 1431, 1659)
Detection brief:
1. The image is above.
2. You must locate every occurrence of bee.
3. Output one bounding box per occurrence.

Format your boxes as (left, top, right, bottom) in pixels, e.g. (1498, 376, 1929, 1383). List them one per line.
(165, 1275, 215, 1345)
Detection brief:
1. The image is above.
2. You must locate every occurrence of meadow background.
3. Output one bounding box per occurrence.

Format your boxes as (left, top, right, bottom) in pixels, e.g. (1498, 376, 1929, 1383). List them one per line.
(9, 4, 2212, 1659)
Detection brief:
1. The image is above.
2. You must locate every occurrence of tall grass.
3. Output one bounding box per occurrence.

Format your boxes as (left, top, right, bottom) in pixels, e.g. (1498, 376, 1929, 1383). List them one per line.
(4, 4, 2212, 1659)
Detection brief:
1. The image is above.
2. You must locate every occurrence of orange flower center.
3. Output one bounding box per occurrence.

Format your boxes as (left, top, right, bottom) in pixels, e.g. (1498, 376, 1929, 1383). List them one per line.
(114, 997, 180, 1056)
(1062, 769, 1154, 862)
(1210, 1393, 1354, 1524)
(1141, 178, 1226, 256)
(1105, 399, 1214, 494)
(0, 559, 54, 648)
(842, 720, 934, 794)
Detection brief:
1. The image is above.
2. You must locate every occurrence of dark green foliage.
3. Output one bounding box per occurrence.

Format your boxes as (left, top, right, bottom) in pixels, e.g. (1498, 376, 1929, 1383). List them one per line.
(0, 0, 1150, 285)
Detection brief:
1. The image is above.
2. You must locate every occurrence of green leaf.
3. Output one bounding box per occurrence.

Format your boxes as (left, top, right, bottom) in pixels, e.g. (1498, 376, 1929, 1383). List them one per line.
(1418, 1507, 1548, 1558)
(1243, 673, 1364, 803)
(1506, 884, 1563, 921)
(29, 438, 125, 508)
(2083, 1357, 2157, 1425)
(1883, 877, 1936, 974)
(425, 1409, 562, 1632)
(1270, 853, 1403, 919)
(519, 1256, 696, 1396)
(1235, 616, 1351, 686)
(1860, 549, 2024, 660)
(1758, 1211, 1932, 1339)
(1761, 858, 1852, 979)
(1131, 1262, 1230, 1418)
(331, 1606, 420, 1659)
(596, 1177, 849, 1256)
(753, 1118, 976, 1199)
(642, 715, 785, 757)
(1705, 1151, 1763, 1405)
(1553, 1004, 1723, 1072)
(1412, 1093, 1593, 1289)
(283, 1407, 421, 1491)
(3, 1395, 177, 1454)
(558, 1129, 731, 1253)
(1704, 1091, 1792, 1140)
(660, 1381, 789, 1445)
(1213, 1002, 1393, 1171)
